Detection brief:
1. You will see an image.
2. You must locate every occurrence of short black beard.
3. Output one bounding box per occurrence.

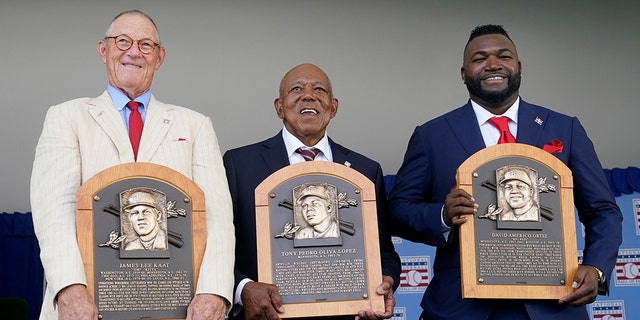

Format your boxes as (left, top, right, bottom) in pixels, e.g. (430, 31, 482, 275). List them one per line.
(465, 71, 521, 106)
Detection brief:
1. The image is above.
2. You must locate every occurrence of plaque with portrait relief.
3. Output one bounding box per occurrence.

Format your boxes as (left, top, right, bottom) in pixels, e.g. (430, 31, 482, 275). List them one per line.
(76, 163, 206, 320)
(456, 143, 578, 299)
(255, 161, 384, 318)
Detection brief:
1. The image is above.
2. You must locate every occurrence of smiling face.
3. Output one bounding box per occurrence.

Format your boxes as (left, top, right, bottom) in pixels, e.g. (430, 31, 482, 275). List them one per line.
(461, 34, 521, 114)
(97, 12, 165, 99)
(275, 64, 338, 146)
(503, 179, 533, 210)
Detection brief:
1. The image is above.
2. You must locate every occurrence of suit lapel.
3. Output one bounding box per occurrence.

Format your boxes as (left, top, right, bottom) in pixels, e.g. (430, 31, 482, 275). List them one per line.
(516, 101, 548, 147)
(260, 133, 291, 173)
(87, 92, 134, 160)
(329, 138, 351, 167)
(446, 102, 486, 156)
(137, 96, 174, 162)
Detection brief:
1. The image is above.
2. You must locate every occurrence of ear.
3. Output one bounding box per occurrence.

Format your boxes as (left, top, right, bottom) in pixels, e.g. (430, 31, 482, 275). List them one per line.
(154, 47, 166, 70)
(274, 98, 285, 119)
(518, 60, 522, 74)
(329, 98, 339, 118)
(98, 40, 108, 64)
(460, 66, 466, 83)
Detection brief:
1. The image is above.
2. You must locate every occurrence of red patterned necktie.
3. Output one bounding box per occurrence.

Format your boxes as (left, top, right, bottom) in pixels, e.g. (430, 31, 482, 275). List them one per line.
(488, 116, 516, 144)
(295, 147, 320, 161)
(127, 101, 143, 160)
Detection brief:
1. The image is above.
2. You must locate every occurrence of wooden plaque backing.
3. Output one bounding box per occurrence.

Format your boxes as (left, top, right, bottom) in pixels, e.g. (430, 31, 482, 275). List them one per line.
(255, 161, 384, 318)
(457, 143, 578, 299)
(76, 163, 206, 320)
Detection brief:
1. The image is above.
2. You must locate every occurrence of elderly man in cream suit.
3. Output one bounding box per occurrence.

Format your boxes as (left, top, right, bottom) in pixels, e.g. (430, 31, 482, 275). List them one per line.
(30, 10, 234, 320)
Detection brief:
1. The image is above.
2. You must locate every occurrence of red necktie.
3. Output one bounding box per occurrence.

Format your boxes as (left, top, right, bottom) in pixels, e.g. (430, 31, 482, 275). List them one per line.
(127, 101, 143, 160)
(295, 147, 320, 161)
(488, 116, 516, 144)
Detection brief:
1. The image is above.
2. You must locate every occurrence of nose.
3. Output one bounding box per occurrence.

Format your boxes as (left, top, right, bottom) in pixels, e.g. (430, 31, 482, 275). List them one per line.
(484, 56, 502, 70)
(126, 42, 143, 57)
(301, 86, 316, 101)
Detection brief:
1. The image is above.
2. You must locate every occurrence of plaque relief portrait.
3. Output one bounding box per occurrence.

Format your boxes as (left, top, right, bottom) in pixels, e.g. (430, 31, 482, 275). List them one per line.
(294, 184, 340, 240)
(274, 181, 359, 248)
(120, 188, 169, 251)
(478, 164, 559, 231)
(497, 166, 540, 222)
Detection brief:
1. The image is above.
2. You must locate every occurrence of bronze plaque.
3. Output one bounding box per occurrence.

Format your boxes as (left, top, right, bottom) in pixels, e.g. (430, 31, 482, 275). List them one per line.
(457, 143, 578, 299)
(255, 162, 384, 318)
(77, 163, 206, 320)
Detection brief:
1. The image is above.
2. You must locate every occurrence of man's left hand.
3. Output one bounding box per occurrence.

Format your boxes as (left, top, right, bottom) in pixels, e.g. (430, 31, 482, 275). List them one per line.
(356, 275, 395, 320)
(186, 294, 227, 320)
(558, 265, 599, 307)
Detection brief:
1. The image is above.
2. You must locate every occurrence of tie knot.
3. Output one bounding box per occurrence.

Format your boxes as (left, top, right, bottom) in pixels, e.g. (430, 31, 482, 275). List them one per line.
(296, 147, 320, 161)
(127, 101, 141, 112)
(488, 116, 516, 144)
(488, 116, 510, 131)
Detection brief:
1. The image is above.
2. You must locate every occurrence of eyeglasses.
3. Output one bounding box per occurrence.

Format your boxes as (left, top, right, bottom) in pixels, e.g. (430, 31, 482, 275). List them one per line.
(105, 34, 160, 54)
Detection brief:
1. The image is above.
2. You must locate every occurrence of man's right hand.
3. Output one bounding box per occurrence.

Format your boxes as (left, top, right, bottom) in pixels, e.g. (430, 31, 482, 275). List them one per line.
(241, 281, 284, 320)
(443, 188, 478, 227)
(56, 284, 98, 320)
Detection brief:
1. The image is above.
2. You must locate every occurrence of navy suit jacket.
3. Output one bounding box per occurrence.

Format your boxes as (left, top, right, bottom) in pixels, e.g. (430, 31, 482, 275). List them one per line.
(389, 100, 622, 320)
(223, 132, 401, 319)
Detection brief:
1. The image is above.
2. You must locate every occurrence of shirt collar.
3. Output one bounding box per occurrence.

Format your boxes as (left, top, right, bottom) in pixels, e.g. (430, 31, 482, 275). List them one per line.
(281, 126, 333, 161)
(471, 96, 520, 126)
(107, 85, 152, 111)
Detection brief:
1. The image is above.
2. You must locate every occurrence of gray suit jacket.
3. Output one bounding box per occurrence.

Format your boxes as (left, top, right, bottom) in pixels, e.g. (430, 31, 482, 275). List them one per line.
(31, 91, 235, 319)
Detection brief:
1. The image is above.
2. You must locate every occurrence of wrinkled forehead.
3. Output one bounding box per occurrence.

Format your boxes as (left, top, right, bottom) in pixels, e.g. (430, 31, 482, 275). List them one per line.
(285, 78, 328, 88)
(280, 65, 332, 91)
(109, 13, 159, 41)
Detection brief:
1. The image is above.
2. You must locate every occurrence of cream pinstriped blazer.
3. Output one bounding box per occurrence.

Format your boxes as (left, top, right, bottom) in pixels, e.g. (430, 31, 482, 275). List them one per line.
(30, 91, 234, 319)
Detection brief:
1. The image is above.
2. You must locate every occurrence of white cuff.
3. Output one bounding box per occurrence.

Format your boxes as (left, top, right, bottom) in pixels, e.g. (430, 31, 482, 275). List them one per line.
(234, 278, 254, 307)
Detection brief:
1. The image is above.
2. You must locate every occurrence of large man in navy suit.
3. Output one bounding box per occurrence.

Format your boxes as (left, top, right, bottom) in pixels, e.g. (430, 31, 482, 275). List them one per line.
(223, 63, 401, 320)
(388, 25, 622, 320)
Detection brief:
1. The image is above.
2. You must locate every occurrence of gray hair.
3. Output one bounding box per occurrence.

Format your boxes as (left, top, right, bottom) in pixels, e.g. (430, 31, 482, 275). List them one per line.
(105, 9, 160, 44)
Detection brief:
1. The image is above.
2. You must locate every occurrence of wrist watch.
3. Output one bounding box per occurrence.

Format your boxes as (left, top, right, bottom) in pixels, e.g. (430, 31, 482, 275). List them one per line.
(592, 266, 605, 284)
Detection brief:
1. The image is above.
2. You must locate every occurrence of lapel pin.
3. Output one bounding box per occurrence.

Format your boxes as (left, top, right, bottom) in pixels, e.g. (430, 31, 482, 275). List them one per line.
(534, 117, 543, 125)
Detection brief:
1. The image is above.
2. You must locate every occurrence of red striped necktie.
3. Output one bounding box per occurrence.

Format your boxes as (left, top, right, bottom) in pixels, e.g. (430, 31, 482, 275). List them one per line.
(296, 147, 319, 161)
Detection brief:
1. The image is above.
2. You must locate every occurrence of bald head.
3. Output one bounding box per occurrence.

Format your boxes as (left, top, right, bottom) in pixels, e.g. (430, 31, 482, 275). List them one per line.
(279, 63, 333, 99)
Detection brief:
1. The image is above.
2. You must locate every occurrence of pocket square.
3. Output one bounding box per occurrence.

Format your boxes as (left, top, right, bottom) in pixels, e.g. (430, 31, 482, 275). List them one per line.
(542, 139, 563, 153)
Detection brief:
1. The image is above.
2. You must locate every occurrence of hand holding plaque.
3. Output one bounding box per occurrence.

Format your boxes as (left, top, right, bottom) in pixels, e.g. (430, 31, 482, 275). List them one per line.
(255, 161, 385, 318)
(456, 143, 578, 299)
(76, 163, 207, 320)
(240, 281, 285, 319)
